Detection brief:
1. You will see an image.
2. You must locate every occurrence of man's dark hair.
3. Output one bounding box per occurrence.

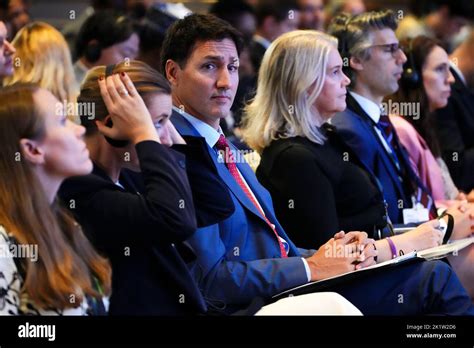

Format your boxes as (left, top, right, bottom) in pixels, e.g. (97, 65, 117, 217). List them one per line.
(254, 0, 300, 27)
(75, 10, 137, 59)
(160, 13, 243, 74)
(209, 0, 255, 28)
(138, 8, 177, 55)
(328, 10, 398, 87)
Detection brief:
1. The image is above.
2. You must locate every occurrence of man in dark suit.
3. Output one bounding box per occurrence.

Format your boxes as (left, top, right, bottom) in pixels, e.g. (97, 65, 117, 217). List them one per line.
(250, 0, 300, 73)
(161, 13, 474, 316)
(329, 10, 437, 225)
(434, 32, 474, 192)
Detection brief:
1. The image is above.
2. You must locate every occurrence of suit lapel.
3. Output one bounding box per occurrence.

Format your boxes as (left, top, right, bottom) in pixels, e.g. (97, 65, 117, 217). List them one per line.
(346, 95, 406, 196)
(171, 111, 269, 224)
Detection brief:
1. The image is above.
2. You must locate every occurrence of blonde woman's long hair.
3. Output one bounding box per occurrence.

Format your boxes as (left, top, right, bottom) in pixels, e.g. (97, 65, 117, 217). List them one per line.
(242, 30, 338, 153)
(3, 22, 78, 108)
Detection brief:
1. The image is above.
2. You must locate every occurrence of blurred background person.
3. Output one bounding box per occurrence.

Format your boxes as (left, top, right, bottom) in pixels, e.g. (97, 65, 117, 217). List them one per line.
(0, 20, 15, 81)
(324, 0, 366, 29)
(251, 0, 300, 72)
(0, 0, 30, 41)
(62, 0, 127, 55)
(0, 84, 111, 315)
(73, 10, 139, 85)
(136, 6, 177, 73)
(3, 22, 78, 119)
(297, 0, 325, 31)
(396, 0, 474, 53)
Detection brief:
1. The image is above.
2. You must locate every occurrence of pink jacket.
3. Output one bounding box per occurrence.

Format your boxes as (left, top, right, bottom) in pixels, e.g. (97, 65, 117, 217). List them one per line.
(390, 115, 446, 201)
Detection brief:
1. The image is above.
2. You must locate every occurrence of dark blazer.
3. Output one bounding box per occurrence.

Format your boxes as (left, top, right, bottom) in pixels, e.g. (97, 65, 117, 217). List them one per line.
(332, 94, 433, 224)
(59, 140, 233, 315)
(434, 67, 474, 192)
(257, 126, 387, 249)
(249, 39, 267, 73)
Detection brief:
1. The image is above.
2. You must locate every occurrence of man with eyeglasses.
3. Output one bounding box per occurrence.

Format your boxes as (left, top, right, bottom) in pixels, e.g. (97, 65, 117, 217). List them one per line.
(329, 10, 437, 226)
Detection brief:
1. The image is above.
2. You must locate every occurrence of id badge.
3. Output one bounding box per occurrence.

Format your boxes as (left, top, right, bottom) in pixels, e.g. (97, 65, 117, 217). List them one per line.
(403, 203, 429, 224)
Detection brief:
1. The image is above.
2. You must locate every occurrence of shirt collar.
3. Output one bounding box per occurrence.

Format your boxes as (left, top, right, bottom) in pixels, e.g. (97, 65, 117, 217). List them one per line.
(253, 34, 271, 49)
(449, 60, 466, 86)
(350, 91, 383, 124)
(173, 106, 223, 148)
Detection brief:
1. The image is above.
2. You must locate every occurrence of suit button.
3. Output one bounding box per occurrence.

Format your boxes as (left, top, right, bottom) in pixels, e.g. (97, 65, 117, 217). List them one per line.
(178, 160, 186, 169)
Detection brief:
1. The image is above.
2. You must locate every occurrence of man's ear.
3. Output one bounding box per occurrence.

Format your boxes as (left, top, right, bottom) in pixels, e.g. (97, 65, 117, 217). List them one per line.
(19, 138, 45, 165)
(349, 56, 364, 72)
(165, 59, 181, 87)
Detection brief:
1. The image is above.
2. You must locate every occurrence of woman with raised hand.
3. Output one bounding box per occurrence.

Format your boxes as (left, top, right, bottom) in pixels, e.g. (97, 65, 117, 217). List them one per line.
(59, 61, 233, 315)
(0, 84, 111, 315)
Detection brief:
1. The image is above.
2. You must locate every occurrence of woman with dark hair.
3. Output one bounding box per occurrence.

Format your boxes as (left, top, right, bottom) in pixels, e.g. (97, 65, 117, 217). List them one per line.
(59, 60, 233, 315)
(388, 35, 474, 298)
(0, 84, 111, 315)
(388, 35, 474, 204)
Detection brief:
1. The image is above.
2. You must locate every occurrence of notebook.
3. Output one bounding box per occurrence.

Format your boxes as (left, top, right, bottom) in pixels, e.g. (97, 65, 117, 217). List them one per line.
(272, 237, 473, 300)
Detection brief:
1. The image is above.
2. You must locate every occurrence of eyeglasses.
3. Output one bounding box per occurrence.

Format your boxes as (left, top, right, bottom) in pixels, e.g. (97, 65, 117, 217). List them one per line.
(367, 43, 402, 56)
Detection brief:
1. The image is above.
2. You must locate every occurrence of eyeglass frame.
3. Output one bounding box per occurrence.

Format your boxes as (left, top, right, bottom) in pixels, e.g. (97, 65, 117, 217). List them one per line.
(365, 42, 404, 57)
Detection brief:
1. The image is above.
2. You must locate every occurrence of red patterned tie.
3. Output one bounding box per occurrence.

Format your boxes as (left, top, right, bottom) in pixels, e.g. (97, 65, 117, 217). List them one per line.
(215, 134, 288, 258)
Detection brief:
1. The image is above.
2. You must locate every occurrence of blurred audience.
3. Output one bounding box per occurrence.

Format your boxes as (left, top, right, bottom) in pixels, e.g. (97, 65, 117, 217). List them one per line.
(73, 10, 139, 85)
(0, 20, 14, 80)
(251, 0, 300, 72)
(3, 22, 78, 118)
(324, 0, 365, 29)
(62, 0, 127, 56)
(396, 0, 474, 53)
(136, 6, 177, 73)
(0, 0, 30, 41)
(297, 0, 325, 31)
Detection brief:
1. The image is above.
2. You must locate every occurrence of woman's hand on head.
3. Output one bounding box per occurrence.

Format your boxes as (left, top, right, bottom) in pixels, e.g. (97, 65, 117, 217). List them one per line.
(96, 72, 160, 145)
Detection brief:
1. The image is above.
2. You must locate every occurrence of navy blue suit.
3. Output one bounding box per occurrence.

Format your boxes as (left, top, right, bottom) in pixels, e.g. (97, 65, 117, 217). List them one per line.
(332, 94, 434, 224)
(172, 110, 474, 316)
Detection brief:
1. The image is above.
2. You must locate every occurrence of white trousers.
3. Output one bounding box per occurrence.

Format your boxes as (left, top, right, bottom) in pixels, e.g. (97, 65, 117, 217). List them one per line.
(255, 292, 363, 316)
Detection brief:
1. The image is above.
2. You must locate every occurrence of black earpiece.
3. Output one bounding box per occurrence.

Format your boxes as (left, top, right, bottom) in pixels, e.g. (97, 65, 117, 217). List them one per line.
(104, 118, 130, 148)
(401, 39, 420, 88)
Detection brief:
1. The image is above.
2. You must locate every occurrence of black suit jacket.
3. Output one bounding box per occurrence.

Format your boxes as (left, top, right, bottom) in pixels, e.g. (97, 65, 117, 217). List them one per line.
(249, 39, 267, 73)
(59, 140, 234, 315)
(257, 127, 387, 249)
(434, 67, 474, 191)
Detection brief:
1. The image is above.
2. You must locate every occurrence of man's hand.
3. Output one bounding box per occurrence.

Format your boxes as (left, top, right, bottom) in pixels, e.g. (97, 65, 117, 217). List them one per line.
(305, 231, 376, 281)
